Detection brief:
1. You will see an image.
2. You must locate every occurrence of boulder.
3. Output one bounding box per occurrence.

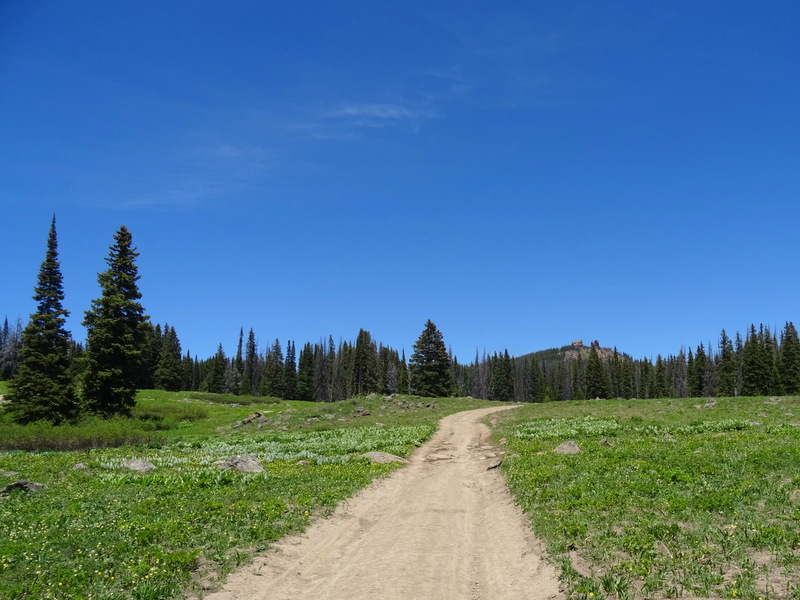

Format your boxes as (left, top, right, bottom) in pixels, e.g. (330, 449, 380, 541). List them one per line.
(1, 480, 46, 494)
(123, 459, 156, 472)
(72, 463, 88, 470)
(216, 455, 264, 473)
(554, 441, 581, 455)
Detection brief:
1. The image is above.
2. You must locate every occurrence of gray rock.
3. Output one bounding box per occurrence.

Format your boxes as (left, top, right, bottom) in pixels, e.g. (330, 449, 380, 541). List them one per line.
(216, 454, 264, 473)
(1, 480, 46, 494)
(123, 459, 157, 472)
(1, 471, 18, 477)
(72, 463, 88, 470)
(358, 451, 409, 464)
(486, 457, 504, 470)
(554, 441, 581, 455)
(124, 458, 157, 472)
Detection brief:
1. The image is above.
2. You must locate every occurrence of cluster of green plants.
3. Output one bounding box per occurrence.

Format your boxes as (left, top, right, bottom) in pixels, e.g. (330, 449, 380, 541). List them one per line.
(0, 391, 492, 599)
(494, 396, 800, 600)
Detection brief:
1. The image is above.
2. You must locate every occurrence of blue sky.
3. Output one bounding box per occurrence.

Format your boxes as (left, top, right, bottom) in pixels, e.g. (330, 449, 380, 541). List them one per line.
(2, 1, 799, 363)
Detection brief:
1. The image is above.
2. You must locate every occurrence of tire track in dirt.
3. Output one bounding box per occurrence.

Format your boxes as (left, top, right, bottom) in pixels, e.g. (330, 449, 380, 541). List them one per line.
(198, 406, 562, 600)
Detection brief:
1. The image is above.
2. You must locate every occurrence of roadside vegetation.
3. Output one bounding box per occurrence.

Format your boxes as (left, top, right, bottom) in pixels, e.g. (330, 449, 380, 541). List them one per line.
(494, 395, 800, 600)
(0, 391, 493, 600)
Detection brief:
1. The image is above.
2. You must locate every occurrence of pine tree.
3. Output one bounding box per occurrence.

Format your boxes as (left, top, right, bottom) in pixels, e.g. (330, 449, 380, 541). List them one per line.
(155, 325, 183, 391)
(409, 320, 452, 397)
(7, 217, 79, 424)
(717, 329, 737, 397)
(203, 344, 227, 393)
(489, 350, 514, 402)
(781, 322, 800, 395)
(585, 344, 610, 399)
(261, 338, 285, 398)
(284, 340, 297, 400)
(352, 329, 378, 395)
(689, 343, 707, 397)
(742, 324, 770, 396)
(296, 342, 315, 401)
(82, 225, 149, 417)
(243, 329, 258, 395)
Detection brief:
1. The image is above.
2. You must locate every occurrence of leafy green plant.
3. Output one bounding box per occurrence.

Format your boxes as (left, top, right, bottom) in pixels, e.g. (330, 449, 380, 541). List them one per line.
(495, 395, 800, 600)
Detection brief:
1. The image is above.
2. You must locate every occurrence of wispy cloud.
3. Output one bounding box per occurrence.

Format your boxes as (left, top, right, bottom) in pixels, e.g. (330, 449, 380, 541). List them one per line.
(323, 101, 436, 131)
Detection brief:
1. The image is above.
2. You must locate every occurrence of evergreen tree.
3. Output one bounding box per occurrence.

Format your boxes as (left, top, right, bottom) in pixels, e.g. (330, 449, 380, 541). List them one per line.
(155, 325, 183, 391)
(585, 344, 610, 399)
(82, 225, 149, 417)
(203, 344, 227, 393)
(261, 338, 285, 397)
(137, 322, 161, 389)
(781, 322, 800, 395)
(409, 320, 452, 397)
(181, 351, 195, 391)
(284, 340, 297, 400)
(242, 329, 258, 395)
(689, 343, 707, 397)
(488, 350, 514, 401)
(296, 342, 315, 401)
(742, 324, 771, 396)
(7, 217, 79, 424)
(397, 349, 409, 394)
(717, 329, 737, 397)
(0, 318, 23, 380)
(352, 329, 378, 395)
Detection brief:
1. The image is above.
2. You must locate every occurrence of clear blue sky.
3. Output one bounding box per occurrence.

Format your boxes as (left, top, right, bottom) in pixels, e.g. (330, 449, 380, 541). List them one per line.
(2, 1, 799, 363)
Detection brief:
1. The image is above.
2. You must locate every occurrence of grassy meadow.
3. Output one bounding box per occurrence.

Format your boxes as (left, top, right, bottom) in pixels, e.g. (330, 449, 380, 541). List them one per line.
(494, 396, 800, 600)
(0, 391, 493, 599)
(3, 388, 800, 600)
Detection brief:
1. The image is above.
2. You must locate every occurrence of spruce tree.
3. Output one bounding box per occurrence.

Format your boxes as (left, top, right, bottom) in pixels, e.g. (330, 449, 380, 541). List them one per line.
(717, 329, 737, 397)
(284, 340, 297, 400)
(352, 329, 378, 395)
(409, 320, 452, 397)
(82, 225, 149, 417)
(203, 344, 227, 393)
(781, 322, 800, 395)
(7, 216, 79, 424)
(261, 339, 285, 397)
(689, 344, 708, 397)
(742, 324, 770, 396)
(155, 325, 183, 391)
(585, 344, 611, 399)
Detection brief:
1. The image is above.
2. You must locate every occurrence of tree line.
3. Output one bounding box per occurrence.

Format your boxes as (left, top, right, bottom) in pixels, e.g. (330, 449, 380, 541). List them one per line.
(1, 217, 453, 423)
(3, 217, 800, 426)
(451, 324, 800, 402)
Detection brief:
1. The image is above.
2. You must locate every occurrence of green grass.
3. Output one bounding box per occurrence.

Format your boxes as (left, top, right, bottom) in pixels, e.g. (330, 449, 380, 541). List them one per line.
(0, 390, 495, 599)
(493, 396, 800, 600)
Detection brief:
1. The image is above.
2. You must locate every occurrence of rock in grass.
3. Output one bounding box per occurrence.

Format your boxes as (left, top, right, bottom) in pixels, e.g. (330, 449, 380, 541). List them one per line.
(358, 452, 409, 464)
(554, 441, 581, 455)
(1, 471, 18, 477)
(72, 463, 88, 470)
(123, 459, 157, 472)
(216, 455, 264, 473)
(1, 480, 46, 495)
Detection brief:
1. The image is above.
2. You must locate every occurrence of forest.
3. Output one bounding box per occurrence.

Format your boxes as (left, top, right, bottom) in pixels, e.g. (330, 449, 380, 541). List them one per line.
(2, 218, 800, 425)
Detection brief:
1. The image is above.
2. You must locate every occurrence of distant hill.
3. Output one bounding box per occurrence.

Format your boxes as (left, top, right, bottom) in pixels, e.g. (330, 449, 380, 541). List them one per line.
(519, 340, 630, 366)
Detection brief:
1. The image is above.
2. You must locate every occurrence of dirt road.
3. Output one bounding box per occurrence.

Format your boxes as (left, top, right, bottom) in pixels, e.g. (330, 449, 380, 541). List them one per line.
(200, 406, 562, 600)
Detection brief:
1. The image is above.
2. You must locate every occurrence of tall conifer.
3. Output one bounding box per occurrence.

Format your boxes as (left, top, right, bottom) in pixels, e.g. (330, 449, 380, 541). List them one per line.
(409, 320, 452, 397)
(82, 225, 149, 417)
(7, 216, 79, 423)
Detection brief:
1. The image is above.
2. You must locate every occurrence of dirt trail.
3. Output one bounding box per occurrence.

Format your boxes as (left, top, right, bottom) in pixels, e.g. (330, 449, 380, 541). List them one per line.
(200, 406, 562, 600)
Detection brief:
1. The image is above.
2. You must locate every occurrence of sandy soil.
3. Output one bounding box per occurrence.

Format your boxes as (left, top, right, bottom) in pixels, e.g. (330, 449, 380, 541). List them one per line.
(198, 406, 562, 600)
